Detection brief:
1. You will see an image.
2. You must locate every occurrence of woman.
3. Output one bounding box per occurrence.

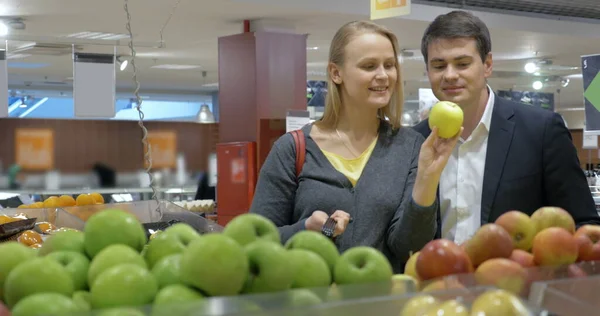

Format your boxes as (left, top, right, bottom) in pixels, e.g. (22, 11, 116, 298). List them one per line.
(249, 20, 459, 272)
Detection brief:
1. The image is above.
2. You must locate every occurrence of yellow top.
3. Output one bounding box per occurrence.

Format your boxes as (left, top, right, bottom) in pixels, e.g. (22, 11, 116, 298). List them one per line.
(321, 137, 378, 187)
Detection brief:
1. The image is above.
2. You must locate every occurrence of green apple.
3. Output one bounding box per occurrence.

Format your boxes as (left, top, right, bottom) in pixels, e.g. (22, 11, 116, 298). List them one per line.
(428, 101, 464, 138)
(0, 242, 37, 301)
(11, 293, 85, 316)
(96, 308, 146, 316)
(285, 231, 339, 272)
(88, 244, 147, 288)
(46, 251, 90, 291)
(180, 233, 249, 296)
(288, 288, 323, 307)
(152, 284, 205, 316)
(90, 263, 158, 309)
(84, 209, 147, 258)
(4, 257, 75, 307)
(242, 240, 294, 294)
(151, 254, 182, 289)
(144, 224, 200, 269)
(39, 230, 85, 256)
(223, 213, 280, 246)
(72, 291, 92, 311)
(288, 249, 331, 288)
(333, 246, 393, 285)
(154, 284, 203, 305)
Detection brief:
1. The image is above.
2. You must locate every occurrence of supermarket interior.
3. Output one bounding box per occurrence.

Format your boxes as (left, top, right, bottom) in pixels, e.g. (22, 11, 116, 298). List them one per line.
(1, 0, 600, 315)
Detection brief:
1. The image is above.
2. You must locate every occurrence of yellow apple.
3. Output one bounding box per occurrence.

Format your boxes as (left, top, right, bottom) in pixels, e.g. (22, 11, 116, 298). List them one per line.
(399, 294, 439, 316)
(391, 274, 418, 295)
(471, 289, 531, 316)
(428, 101, 464, 138)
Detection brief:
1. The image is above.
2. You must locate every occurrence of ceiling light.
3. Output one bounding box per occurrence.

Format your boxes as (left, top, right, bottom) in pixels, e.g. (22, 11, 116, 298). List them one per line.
(0, 22, 8, 36)
(307, 46, 319, 50)
(532, 81, 543, 90)
(65, 32, 129, 40)
(151, 64, 201, 70)
(524, 62, 537, 73)
(116, 57, 128, 71)
(561, 78, 570, 87)
(197, 104, 215, 123)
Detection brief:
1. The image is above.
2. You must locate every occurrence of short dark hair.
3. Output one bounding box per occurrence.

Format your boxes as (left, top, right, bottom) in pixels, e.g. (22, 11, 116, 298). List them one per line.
(421, 10, 491, 64)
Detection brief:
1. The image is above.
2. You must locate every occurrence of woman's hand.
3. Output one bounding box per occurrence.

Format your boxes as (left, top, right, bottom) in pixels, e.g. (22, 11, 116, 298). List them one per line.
(304, 210, 352, 237)
(330, 210, 352, 237)
(304, 211, 329, 232)
(413, 126, 462, 206)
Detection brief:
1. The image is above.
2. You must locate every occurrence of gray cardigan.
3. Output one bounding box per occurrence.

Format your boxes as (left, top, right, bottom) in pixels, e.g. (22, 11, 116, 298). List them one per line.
(249, 121, 438, 273)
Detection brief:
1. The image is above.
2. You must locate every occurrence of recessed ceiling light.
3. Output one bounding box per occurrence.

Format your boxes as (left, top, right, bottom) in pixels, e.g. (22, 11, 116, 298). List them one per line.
(151, 64, 201, 70)
(307, 47, 319, 50)
(64, 32, 130, 40)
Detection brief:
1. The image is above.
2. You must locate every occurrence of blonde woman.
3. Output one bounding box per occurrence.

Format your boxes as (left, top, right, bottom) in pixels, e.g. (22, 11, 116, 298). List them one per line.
(250, 21, 460, 272)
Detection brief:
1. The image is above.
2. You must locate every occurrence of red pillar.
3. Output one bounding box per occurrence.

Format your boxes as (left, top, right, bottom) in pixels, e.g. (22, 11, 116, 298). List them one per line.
(216, 23, 307, 225)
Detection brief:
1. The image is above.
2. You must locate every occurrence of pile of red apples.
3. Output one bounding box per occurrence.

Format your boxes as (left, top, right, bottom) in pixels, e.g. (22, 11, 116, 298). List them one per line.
(404, 207, 600, 294)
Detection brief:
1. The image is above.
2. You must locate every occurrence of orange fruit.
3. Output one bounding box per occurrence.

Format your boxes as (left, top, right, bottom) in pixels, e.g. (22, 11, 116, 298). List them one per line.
(90, 193, 105, 204)
(17, 230, 43, 246)
(76, 194, 95, 206)
(36, 222, 57, 234)
(43, 197, 61, 208)
(17, 204, 29, 209)
(58, 195, 77, 207)
(0, 215, 15, 225)
(31, 202, 44, 208)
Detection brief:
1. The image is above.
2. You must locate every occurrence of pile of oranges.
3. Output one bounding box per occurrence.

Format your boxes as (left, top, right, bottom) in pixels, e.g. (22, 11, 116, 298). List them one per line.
(17, 193, 105, 209)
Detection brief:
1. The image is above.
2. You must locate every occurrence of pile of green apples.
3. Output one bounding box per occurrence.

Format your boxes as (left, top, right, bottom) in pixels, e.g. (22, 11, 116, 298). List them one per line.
(0, 210, 397, 316)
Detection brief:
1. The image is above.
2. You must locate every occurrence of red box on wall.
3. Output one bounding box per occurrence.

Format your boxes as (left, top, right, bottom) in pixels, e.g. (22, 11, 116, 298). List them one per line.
(216, 141, 257, 226)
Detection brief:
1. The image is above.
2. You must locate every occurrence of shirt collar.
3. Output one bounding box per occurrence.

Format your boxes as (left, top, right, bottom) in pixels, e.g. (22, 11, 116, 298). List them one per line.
(479, 85, 495, 132)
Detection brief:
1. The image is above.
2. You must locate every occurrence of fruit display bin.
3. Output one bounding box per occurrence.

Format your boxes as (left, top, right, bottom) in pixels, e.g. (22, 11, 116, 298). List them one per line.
(529, 274, 600, 316)
(61, 199, 223, 234)
(417, 260, 600, 299)
(0, 207, 86, 232)
(70, 283, 546, 316)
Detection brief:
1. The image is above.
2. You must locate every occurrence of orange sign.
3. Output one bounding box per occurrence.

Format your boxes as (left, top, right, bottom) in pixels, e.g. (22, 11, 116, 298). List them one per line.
(144, 131, 177, 169)
(15, 128, 55, 170)
(371, 0, 410, 20)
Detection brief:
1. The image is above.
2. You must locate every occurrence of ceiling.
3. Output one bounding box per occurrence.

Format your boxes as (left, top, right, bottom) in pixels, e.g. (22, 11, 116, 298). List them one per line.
(0, 0, 599, 110)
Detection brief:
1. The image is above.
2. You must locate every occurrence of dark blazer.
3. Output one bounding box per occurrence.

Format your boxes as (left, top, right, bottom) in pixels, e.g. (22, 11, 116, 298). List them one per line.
(413, 93, 600, 236)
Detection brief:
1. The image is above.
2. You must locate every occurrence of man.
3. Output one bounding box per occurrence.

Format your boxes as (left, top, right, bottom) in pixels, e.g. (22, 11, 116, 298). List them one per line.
(413, 10, 600, 244)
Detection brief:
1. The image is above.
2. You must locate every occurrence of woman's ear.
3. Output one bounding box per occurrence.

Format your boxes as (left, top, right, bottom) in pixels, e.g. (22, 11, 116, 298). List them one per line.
(329, 63, 342, 84)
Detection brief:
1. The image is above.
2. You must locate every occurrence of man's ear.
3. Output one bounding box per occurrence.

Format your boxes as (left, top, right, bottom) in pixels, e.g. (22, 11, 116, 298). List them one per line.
(484, 52, 493, 78)
(329, 63, 342, 84)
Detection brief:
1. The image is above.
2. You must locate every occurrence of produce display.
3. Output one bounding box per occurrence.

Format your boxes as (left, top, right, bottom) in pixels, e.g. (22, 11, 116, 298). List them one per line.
(402, 206, 600, 296)
(0, 210, 81, 250)
(0, 211, 403, 316)
(17, 193, 105, 209)
(0, 204, 595, 316)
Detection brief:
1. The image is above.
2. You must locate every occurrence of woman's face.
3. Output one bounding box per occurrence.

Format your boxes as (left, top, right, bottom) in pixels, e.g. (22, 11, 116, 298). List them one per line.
(331, 32, 398, 111)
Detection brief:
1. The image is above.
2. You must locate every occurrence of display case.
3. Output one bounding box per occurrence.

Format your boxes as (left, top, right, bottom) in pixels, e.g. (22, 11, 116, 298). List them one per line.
(60, 199, 222, 234)
(66, 283, 546, 316)
(529, 274, 600, 316)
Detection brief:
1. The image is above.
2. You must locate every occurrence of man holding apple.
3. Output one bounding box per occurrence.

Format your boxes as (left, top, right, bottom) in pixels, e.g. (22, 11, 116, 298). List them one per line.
(413, 10, 600, 244)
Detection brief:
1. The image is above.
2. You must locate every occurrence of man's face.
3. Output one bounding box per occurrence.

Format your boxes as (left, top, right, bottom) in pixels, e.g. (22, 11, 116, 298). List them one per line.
(426, 37, 492, 109)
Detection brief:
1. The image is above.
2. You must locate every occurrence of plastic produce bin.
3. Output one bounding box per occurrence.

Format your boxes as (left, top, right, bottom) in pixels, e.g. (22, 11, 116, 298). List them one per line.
(65, 283, 546, 316)
(62, 199, 223, 234)
(529, 273, 600, 316)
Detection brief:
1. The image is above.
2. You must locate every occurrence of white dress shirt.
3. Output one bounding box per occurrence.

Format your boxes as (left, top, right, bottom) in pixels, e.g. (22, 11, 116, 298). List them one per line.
(439, 86, 495, 245)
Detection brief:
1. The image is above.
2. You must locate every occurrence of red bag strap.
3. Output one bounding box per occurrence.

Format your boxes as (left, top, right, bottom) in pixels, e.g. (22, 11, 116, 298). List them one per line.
(290, 129, 306, 179)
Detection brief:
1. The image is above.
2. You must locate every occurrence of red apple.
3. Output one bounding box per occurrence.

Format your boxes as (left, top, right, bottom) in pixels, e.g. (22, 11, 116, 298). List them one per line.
(415, 239, 473, 281)
(531, 207, 575, 234)
(475, 258, 528, 295)
(495, 210, 536, 251)
(509, 249, 535, 268)
(532, 227, 578, 266)
(567, 263, 588, 278)
(464, 224, 514, 267)
(574, 225, 600, 262)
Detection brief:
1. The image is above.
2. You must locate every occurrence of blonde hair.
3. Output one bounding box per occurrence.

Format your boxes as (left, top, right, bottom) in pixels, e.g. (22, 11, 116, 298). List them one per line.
(317, 21, 404, 130)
